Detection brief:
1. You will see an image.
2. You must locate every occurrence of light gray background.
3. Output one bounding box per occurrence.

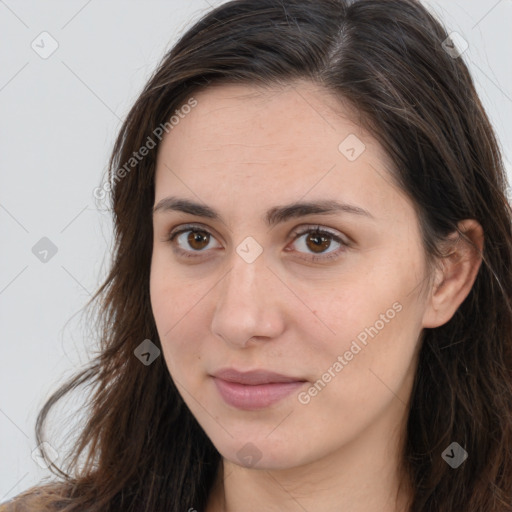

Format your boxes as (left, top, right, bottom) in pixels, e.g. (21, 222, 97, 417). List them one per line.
(1, 0, 511, 502)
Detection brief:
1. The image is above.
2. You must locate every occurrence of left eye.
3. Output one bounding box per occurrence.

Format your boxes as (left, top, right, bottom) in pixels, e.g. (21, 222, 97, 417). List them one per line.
(166, 224, 348, 262)
(290, 227, 346, 260)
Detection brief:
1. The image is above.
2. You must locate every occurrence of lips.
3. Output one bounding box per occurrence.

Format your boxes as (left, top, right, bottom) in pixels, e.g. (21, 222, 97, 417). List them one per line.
(211, 368, 307, 410)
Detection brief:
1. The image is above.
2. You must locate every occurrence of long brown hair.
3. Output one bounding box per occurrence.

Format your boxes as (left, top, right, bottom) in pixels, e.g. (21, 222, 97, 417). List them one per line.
(5, 0, 512, 510)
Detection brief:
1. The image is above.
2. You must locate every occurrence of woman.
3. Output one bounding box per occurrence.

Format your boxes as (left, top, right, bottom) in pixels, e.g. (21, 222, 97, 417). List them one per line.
(2, 0, 511, 510)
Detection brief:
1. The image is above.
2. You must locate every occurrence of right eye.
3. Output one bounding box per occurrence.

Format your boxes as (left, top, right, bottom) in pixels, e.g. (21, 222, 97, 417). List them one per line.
(166, 224, 222, 259)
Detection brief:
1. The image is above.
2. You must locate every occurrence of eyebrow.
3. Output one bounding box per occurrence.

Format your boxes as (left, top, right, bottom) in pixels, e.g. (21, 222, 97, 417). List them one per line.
(153, 196, 375, 227)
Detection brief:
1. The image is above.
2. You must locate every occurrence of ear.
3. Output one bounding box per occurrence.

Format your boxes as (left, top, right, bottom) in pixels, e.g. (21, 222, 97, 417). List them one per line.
(422, 219, 484, 328)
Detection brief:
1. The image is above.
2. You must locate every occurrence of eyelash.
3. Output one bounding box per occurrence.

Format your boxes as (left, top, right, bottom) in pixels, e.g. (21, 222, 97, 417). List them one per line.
(165, 223, 350, 263)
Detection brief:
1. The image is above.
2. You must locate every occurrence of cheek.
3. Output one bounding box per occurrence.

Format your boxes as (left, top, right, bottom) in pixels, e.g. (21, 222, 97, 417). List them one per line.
(301, 263, 426, 411)
(303, 292, 409, 379)
(149, 255, 217, 382)
(303, 249, 426, 368)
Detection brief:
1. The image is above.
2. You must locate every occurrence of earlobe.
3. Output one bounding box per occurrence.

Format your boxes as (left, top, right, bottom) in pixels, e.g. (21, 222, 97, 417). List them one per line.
(422, 219, 484, 328)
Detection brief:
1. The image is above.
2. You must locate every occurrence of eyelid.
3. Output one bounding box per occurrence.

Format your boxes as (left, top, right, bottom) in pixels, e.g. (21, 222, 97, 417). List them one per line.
(166, 222, 349, 242)
(167, 222, 220, 240)
(168, 223, 225, 244)
(289, 224, 350, 245)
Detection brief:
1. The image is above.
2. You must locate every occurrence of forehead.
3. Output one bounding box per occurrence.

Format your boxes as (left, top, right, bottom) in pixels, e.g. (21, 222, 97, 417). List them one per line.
(159, 81, 378, 162)
(154, 81, 408, 222)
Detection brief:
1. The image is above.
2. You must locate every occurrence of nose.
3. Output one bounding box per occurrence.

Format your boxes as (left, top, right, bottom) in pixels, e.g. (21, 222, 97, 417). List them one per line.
(210, 250, 286, 349)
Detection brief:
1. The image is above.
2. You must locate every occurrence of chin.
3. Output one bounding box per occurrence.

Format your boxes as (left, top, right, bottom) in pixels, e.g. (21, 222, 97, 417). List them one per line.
(209, 431, 312, 471)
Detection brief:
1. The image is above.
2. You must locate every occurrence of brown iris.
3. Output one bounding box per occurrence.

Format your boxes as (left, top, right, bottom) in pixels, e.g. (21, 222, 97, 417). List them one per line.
(187, 230, 210, 250)
(305, 232, 332, 253)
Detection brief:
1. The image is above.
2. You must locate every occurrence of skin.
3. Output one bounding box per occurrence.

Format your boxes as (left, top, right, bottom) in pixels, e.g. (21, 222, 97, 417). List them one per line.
(149, 81, 483, 512)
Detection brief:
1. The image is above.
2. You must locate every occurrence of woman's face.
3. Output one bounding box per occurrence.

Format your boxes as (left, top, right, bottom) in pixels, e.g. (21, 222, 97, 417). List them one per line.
(150, 81, 433, 470)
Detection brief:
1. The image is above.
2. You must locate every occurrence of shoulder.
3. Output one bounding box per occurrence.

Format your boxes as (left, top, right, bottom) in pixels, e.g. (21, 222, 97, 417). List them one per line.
(0, 492, 44, 512)
(0, 495, 34, 512)
(0, 494, 34, 512)
(0, 483, 69, 512)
